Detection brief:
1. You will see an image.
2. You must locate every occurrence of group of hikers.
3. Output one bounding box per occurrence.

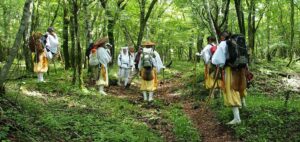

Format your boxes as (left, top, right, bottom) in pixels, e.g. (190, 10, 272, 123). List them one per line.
(197, 31, 250, 125)
(87, 38, 165, 102)
(29, 27, 250, 125)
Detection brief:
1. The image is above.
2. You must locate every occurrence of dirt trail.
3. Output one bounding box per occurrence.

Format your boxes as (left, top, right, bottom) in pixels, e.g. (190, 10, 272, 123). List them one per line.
(107, 73, 240, 142)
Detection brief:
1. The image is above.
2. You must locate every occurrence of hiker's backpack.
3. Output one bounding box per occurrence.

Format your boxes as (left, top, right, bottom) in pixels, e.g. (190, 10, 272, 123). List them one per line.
(86, 43, 94, 58)
(89, 48, 100, 66)
(29, 32, 45, 54)
(226, 34, 248, 68)
(40, 34, 48, 47)
(210, 44, 217, 56)
(141, 50, 155, 68)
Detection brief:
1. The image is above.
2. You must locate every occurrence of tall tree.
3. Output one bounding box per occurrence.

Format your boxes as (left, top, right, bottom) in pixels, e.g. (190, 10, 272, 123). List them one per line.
(287, 0, 295, 67)
(246, 0, 267, 60)
(0, 0, 33, 94)
(136, 0, 158, 49)
(71, 0, 83, 87)
(63, 0, 70, 70)
(234, 0, 245, 35)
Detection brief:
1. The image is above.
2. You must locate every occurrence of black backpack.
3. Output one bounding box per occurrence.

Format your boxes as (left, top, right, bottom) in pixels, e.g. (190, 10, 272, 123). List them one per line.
(40, 34, 48, 47)
(226, 34, 248, 68)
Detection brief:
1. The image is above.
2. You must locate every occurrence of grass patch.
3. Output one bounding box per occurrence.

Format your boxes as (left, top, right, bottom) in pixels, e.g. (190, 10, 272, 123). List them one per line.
(162, 104, 201, 142)
(211, 85, 300, 141)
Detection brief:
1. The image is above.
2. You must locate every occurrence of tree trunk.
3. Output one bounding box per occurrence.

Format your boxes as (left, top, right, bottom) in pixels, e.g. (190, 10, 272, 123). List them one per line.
(107, 18, 115, 64)
(1, 5, 10, 61)
(50, 0, 61, 27)
(188, 38, 193, 61)
(234, 0, 245, 35)
(83, 0, 92, 68)
(136, 0, 158, 49)
(72, 0, 83, 88)
(247, 0, 256, 61)
(197, 35, 203, 61)
(22, 31, 34, 72)
(287, 0, 294, 67)
(267, 9, 271, 61)
(23, 1, 34, 73)
(63, 0, 70, 70)
(0, 0, 33, 94)
(203, 0, 219, 44)
(70, 16, 76, 69)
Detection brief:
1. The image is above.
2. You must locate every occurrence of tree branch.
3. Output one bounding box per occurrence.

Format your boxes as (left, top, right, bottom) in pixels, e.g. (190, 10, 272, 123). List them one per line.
(50, 0, 61, 27)
(219, 0, 230, 28)
(144, 0, 158, 23)
(255, 4, 268, 31)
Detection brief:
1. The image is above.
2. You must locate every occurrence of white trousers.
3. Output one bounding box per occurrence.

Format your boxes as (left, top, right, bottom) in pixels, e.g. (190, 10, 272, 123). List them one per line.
(118, 67, 131, 86)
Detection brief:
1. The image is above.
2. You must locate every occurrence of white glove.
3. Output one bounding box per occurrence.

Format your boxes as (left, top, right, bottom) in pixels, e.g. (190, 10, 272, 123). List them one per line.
(195, 52, 200, 56)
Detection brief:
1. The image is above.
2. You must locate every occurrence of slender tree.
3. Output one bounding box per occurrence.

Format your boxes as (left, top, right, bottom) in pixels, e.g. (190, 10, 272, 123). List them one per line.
(287, 0, 295, 67)
(136, 0, 158, 49)
(0, 0, 33, 94)
(63, 0, 70, 69)
(234, 0, 245, 35)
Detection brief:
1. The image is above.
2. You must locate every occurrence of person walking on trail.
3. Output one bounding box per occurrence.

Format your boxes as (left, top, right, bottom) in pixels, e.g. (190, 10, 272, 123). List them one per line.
(127, 46, 143, 88)
(211, 31, 247, 125)
(44, 27, 59, 60)
(29, 32, 49, 82)
(138, 41, 165, 102)
(117, 46, 134, 87)
(90, 37, 112, 95)
(196, 36, 222, 90)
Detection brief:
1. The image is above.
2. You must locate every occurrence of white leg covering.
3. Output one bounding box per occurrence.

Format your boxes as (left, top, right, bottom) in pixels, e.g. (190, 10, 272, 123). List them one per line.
(148, 92, 154, 102)
(143, 91, 147, 101)
(99, 86, 107, 95)
(118, 68, 123, 86)
(37, 73, 44, 82)
(37, 73, 41, 81)
(242, 97, 247, 107)
(227, 107, 241, 125)
(123, 69, 130, 86)
(40, 73, 44, 82)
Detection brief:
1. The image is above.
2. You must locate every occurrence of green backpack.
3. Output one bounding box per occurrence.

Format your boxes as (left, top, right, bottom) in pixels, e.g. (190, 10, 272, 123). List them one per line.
(141, 51, 155, 68)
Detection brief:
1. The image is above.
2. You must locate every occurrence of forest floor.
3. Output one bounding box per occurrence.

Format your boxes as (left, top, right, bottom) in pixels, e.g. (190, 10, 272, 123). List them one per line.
(106, 72, 238, 142)
(1, 59, 300, 141)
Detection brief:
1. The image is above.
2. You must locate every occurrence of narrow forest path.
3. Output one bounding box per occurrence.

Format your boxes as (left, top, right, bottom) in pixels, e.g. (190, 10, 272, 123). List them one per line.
(107, 72, 240, 142)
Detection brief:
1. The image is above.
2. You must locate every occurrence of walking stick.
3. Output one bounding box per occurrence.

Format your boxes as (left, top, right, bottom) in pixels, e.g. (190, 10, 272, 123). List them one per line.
(193, 56, 197, 95)
(163, 67, 165, 96)
(207, 66, 220, 104)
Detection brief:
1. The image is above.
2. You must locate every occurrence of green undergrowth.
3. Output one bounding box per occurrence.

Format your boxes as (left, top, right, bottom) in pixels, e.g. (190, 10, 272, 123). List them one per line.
(1, 61, 202, 141)
(211, 94, 300, 141)
(1, 91, 163, 141)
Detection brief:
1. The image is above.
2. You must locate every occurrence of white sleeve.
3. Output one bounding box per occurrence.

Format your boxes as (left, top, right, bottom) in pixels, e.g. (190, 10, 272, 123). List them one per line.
(211, 41, 227, 67)
(154, 51, 165, 73)
(46, 35, 51, 48)
(202, 45, 212, 64)
(117, 54, 121, 67)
